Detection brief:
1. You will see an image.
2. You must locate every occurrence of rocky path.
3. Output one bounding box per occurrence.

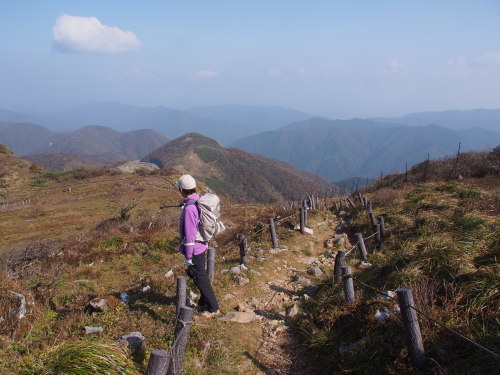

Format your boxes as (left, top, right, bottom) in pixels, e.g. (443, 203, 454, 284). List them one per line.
(203, 212, 348, 375)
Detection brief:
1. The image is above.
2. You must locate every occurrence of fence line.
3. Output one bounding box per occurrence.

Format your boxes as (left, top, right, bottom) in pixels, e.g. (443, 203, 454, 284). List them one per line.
(339, 192, 500, 366)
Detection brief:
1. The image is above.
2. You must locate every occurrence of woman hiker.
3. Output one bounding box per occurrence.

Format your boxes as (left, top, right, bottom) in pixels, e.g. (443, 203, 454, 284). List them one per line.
(176, 174, 220, 318)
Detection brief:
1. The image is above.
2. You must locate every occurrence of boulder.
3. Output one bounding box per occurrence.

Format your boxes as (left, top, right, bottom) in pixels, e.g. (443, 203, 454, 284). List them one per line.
(220, 311, 257, 323)
(118, 331, 145, 352)
(307, 266, 324, 277)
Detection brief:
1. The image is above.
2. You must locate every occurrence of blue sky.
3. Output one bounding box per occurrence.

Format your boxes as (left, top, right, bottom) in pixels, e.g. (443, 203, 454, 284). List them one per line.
(1, 1, 499, 117)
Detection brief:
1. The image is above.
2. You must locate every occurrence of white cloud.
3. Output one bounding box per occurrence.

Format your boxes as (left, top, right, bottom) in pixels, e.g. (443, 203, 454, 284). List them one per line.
(475, 52, 500, 65)
(197, 70, 218, 78)
(53, 14, 141, 54)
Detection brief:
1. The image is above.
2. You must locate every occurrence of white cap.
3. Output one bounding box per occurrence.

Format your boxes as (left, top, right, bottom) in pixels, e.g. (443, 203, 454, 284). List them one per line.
(175, 174, 197, 190)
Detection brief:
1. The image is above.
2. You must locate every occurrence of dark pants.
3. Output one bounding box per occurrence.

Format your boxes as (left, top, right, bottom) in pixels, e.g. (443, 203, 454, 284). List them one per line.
(189, 251, 219, 313)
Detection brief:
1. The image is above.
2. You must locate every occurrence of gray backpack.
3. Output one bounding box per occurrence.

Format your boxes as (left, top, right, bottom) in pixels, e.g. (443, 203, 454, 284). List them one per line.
(185, 194, 225, 243)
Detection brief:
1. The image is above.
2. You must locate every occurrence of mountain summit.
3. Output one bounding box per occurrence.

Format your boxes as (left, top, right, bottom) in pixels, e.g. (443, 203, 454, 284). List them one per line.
(143, 133, 335, 203)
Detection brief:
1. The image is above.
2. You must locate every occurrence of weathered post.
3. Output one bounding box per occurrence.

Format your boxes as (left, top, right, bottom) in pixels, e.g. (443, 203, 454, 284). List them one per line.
(334, 201, 339, 211)
(176, 276, 186, 317)
(145, 349, 171, 375)
(396, 288, 427, 370)
(369, 211, 377, 231)
(207, 247, 216, 283)
(375, 224, 381, 249)
(377, 216, 386, 238)
(367, 200, 372, 212)
(300, 205, 305, 234)
(268, 218, 279, 249)
(355, 233, 368, 261)
(238, 234, 248, 264)
(333, 250, 346, 283)
(341, 266, 355, 303)
(347, 198, 355, 208)
(358, 192, 363, 206)
(303, 201, 308, 226)
(362, 196, 367, 209)
(167, 306, 195, 375)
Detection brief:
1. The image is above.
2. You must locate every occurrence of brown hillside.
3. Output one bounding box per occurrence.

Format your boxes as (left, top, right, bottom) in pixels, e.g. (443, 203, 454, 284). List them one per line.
(142, 133, 336, 203)
(21, 152, 111, 172)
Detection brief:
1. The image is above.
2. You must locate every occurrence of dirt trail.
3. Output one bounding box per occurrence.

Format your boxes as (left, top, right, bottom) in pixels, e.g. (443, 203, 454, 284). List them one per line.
(200, 211, 343, 375)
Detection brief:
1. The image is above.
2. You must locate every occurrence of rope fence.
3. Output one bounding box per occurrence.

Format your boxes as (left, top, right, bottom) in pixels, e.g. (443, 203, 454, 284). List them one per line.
(336, 192, 500, 369)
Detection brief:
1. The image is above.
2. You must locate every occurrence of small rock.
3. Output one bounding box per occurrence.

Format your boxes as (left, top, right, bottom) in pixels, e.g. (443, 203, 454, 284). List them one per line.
(287, 304, 300, 317)
(223, 293, 234, 300)
(164, 269, 174, 278)
(189, 290, 198, 299)
(119, 292, 129, 304)
(239, 264, 248, 271)
(230, 266, 241, 274)
(299, 257, 318, 265)
(250, 297, 261, 308)
(237, 277, 250, 285)
(84, 326, 103, 335)
(257, 257, 266, 262)
(374, 309, 391, 324)
(118, 332, 145, 352)
(249, 269, 262, 276)
(220, 269, 229, 273)
(324, 238, 335, 248)
(142, 285, 151, 292)
(379, 290, 396, 300)
(307, 266, 324, 277)
(302, 294, 311, 301)
(220, 311, 257, 323)
(359, 261, 373, 270)
(89, 298, 108, 312)
(294, 276, 312, 287)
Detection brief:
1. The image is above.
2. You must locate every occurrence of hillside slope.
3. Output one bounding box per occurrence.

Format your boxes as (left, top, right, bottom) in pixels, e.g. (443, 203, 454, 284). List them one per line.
(230, 118, 500, 180)
(143, 133, 336, 203)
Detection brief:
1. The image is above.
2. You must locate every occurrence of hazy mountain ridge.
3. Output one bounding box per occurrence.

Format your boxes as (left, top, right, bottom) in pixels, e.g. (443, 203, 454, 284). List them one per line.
(230, 119, 500, 180)
(0, 121, 169, 162)
(142, 133, 336, 203)
(0, 103, 312, 145)
(371, 108, 500, 132)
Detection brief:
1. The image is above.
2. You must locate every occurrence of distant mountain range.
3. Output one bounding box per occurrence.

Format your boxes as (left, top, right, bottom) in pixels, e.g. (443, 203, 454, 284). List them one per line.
(142, 133, 335, 203)
(0, 122, 168, 162)
(371, 108, 500, 132)
(0, 103, 312, 145)
(230, 118, 500, 180)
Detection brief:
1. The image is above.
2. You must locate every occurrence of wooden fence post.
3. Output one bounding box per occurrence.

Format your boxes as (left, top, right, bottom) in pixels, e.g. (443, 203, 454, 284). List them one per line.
(300, 205, 305, 234)
(375, 224, 381, 249)
(176, 276, 186, 317)
(369, 211, 377, 231)
(303, 201, 308, 226)
(396, 288, 427, 370)
(341, 266, 355, 303)
(358, 192, 363, 207)
(367, 200, 372, 212)
(238, 234, 248, 264)
(207, 247, 216, 283)
(167, 306, 195, 375)
(347, 198, 354, 208)
(334, 201, 339, 211)
(377, 216, 386, 238)
(333, 250, 346, 283)
(145, 349, 171, 375)
(355, 233, 368, 261)
(268, 218, 278, 249)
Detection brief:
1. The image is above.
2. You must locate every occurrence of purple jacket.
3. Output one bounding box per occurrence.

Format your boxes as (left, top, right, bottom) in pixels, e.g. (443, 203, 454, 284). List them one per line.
(178, 193, 207, 260)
